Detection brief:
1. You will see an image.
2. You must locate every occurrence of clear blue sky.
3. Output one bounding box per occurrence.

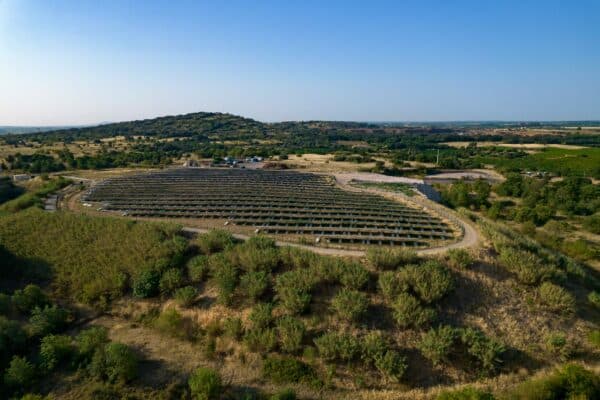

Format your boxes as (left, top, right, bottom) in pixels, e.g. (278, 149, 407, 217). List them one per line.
(1, 0, 599, 125)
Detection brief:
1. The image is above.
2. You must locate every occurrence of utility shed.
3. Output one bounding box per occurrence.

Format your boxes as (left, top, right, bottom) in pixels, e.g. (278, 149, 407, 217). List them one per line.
(12, 174, 31, 182)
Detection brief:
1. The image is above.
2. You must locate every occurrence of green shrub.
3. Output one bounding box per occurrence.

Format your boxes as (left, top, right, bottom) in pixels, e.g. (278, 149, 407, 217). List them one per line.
(174, 286, 198, 308)
(507, 363, 599, 400)
(76, 326, 109, 361)
(374, 350, 407, 382)
(392, 293, 436, 329)
(11, 284, 48, 314)
(312, 258, 343, 283)
(159, 268, 184, 295)
(545, 333, 571, 361)
(211, 256, 239, 306)
(270, 388, 297, 400)
(498, 246, 555, 285)
(4, 356, 36, 388)
(188, 367, 222, 400)
(39, 334, 75, 371)
(436, 387, 494, 400)
(587, 291, 600, 309)
(28, 305, 69, 337)
(249, 303, 274, 330)
(0, 317, 27, 364)
(361, 331, 388, 366)
(187, 255, 210, 283)
(331, 288, 368, 323)
(244, 327, 277, 352)
(0, 293, 11, 315)
(274, 271, 313, 315)
(154, 308, 194, 339)
(459, 328, 505, 371)
(418, 325, 456, 365)
(262, 356, 316, 384)
(582, 213, 600, 234)
(132, 268, 160, 298)
(378, 271, 407, 300)
(222, 317, 244, 340)
(538, 282, 576, 315)
(446, 249, 474, 269)
(90, 343, 138, 383)
(279, 247, 319, 270)
(276, 316, 305, 354)
(196, 230, 234, 255)
(339, 261, 369, 289)
(236, 244, 280, 273)
(314, 332, 361, 362)
(366, 247, 418, 270)
(588, 330, 600, 349)
(407, 261, 454, 304)
(240, 271, 270, 302)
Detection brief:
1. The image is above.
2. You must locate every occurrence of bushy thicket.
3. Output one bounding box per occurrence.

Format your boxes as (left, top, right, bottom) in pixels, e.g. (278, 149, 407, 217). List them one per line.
(331, 288, 369, 323)
(366, 247, 418, 270)
(188, 367, 222, 400)
(0, 209, 185, 305)
(538, 282, 576, 315)
(418, 325, 505, 372)
(505, 363, 599, 399)
(262, 356, 318, 386)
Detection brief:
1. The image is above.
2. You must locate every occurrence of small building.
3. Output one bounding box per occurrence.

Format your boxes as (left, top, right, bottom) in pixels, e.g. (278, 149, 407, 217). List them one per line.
(12, 174, 31, 182)
(183, 159, 199, 167)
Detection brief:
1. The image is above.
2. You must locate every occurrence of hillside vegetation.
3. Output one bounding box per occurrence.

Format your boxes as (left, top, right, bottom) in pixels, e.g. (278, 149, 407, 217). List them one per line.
(0, 204, 598, 398)
(0, 209, 184, 304)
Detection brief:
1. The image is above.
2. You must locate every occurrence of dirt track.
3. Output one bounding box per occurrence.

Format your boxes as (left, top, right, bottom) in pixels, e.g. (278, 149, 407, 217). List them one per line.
(182, 177, 480, 258)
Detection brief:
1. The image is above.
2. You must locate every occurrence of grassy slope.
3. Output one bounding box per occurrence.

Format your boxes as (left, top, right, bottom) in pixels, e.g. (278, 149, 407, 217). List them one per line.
(0, 209, 182, 302)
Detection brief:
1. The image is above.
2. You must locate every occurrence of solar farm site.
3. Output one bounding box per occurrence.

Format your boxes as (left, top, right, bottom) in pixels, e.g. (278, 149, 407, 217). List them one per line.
(83, 168, 460, 248)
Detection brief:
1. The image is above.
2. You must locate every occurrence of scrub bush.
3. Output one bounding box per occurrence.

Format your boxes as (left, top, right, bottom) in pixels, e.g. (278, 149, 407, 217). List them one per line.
(196, 230, 234, 255)
(406, 261, 454, 304)
(276, 316, 305, 354)
(262, 356, 316, 385)
(11, 284, 48, 314)
(446, 249, 474, 269)
(39, 334, 75, 371)
(240, 271, 270, 302)
(331, 288, 368, 323)
(538, 282, 576, 315)
(418, 325, 456, 366)
(249, 303, 274, 330)
(339, 261, 369, 290)
(374, 350, 407, 382)
(366, 247, 418, 270)
(392, 293, 436, 329)
(132, 268, 160, 298)
(28, 305, 70, 337)
(159, 268, 183, 295)
(187, 255, 210, 283)
(4, 356, 36, 388)
(89, 342, 138, 383)
(188, 367, 222, 400)
(174, 286, 198, 308)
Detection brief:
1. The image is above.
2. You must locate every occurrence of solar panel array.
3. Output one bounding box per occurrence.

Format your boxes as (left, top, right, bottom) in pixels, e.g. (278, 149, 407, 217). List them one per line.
(84, 168, 457, 247)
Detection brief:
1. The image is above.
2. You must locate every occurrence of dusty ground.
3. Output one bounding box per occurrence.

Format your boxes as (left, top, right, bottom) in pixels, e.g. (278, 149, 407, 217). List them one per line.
(279, 153, 393, 173)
